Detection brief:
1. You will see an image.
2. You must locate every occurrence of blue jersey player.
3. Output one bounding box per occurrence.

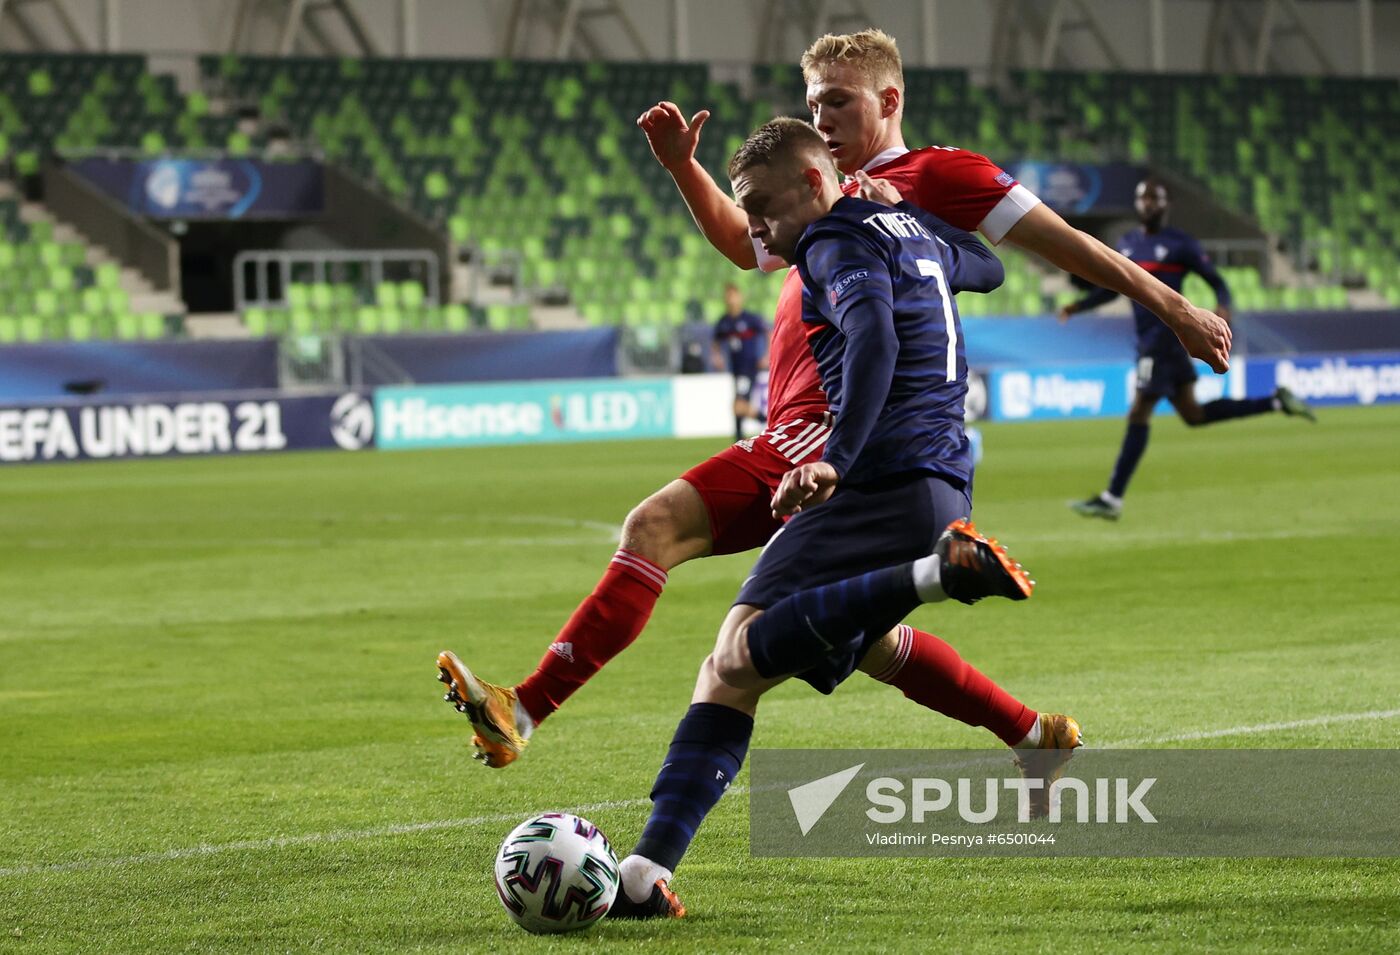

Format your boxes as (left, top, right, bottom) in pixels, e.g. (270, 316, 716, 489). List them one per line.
(712, 283, 768, 438)
(1060, 178, 1315, 519)
(608, 118, 1080, 921)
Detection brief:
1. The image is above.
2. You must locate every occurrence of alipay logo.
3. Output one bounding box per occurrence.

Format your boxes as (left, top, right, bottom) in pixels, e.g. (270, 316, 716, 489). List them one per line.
(999, 371, 1033, 419)
(995, 367, 1113, 420)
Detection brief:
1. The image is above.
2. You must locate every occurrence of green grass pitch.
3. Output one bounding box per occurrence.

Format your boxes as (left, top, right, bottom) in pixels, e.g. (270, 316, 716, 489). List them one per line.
(3, 404, 1398, 952)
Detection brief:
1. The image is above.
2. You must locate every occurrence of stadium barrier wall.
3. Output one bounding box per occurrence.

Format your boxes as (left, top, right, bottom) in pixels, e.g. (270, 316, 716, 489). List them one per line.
(373, 373, 734, 450)
(0, 330, 619, 403)
(0, 390, 373, 465)
(354, 328, 620, 385)
(1247, 352, 1400, 408)
(984, 350, 1400, 422)
(0, 374, 737, 465)
(0, 339, 281, 402)
(985, 360, 1246, 422)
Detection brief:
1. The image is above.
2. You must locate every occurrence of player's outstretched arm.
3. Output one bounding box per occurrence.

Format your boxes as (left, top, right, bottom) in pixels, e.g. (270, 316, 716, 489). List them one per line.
(636, 101, 758, 269)
(1182, 236, 1234, 323)
(1059, 285, 1118, 322)
(1004, 205, 1232, 372)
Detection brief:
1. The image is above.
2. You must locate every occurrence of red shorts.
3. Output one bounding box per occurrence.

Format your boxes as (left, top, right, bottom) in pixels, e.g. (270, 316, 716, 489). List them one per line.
(679, 416, 832, 556)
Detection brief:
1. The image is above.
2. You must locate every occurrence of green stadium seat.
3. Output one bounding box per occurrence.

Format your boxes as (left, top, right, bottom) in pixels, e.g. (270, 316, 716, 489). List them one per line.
(289, 307, 315, 334)
(244, 307, 269, 336)
(355, 306, 381, 334)
(67, 313, 92, 341)
(443, 303, 469, 332)
(399, 281, 425, 310)
(95, 263, 121, 290)
(374, 282, 399, 308)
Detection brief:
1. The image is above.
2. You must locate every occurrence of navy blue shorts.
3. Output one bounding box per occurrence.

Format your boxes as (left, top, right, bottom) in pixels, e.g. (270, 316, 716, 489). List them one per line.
(732, 371, 757, 401)
(1135, 350, 1197, 399)
(734, 472, 972, 694)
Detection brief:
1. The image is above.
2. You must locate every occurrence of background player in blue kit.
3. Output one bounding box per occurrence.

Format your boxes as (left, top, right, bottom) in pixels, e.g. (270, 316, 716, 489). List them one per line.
(1060, 178, 1315, 520)
(712, 282, 768, 438)
(609, 118, 1078, 920)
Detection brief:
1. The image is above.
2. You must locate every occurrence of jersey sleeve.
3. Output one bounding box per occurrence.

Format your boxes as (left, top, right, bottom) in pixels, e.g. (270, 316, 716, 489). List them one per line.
(799, 230, 899, 480)
(798, 227, 894, 333)
(906, 149, 1042, 245)
(1180, 235, 1233, 308)
(895, 202, 1005, 294)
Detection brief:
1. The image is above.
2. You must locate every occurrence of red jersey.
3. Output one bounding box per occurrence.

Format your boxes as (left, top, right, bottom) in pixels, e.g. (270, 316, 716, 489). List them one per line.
(762, 146, 1038, 425)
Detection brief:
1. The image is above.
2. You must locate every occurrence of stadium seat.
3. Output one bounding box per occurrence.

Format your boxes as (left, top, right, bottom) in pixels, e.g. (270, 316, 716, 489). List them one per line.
(2, 52, 1392, 343)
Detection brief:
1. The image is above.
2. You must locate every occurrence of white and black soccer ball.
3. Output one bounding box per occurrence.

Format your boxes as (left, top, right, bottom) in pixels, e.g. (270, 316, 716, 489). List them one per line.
(493, 812, 620, 934)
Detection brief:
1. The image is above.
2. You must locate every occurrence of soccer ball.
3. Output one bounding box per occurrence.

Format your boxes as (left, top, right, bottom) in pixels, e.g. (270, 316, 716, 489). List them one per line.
(493, 812, 620, 934)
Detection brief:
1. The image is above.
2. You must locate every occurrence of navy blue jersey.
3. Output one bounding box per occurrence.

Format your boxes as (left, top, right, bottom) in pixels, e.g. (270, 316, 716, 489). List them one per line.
(1074, 226, 1231, 358)
(714, 310, 767, 376)
(794, 197, 1004, 487)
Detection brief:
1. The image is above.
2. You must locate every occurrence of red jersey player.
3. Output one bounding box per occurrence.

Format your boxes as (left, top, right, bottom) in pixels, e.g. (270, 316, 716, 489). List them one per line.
(435, 28, 1226, 774)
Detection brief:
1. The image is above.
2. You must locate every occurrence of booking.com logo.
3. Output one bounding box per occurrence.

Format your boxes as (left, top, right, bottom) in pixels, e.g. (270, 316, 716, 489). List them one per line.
(787, 763, 1157, 835)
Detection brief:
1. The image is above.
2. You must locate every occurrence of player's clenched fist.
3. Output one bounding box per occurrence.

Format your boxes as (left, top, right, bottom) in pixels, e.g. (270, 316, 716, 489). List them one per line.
(771, 461, 840, 518)
(1174, 304, 1233, 373)
(635, 101, 710, 173)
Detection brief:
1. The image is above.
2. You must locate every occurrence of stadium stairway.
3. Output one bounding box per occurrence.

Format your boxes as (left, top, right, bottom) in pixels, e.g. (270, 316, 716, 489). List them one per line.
(0, 180, 180, 343)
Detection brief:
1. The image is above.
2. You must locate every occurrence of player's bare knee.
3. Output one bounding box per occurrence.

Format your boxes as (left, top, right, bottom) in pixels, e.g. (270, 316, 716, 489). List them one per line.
(857, 628, 901, 675)
(693, 654, 764, 712)
(620, 482, 709, 567)
(693, 654, 727, 699)
(619, 498, 671, 558)
(713, 621, 762, 689)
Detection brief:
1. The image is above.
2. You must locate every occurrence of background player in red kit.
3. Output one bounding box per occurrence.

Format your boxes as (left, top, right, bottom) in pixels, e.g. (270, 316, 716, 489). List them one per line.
(435, 28, 1229, 768)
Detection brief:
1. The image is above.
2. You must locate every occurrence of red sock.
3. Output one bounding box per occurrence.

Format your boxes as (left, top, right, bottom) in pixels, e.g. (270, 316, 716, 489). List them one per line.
(514, 549, 667, 724)
(871, 625, 1037, 747)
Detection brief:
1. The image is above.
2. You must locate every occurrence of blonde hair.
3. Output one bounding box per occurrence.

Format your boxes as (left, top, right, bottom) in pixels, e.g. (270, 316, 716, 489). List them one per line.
(800, 28, 904, 93)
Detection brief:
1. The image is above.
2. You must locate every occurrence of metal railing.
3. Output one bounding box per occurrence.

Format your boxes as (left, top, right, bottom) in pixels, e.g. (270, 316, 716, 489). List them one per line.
(233, 248, 440, 311)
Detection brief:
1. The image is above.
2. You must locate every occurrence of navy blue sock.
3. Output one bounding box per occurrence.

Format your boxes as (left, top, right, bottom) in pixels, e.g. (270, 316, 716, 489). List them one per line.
(746, 564, 920, 679)
(1108, 423, 1151, 498)
(633, 703, 754, 872)
(1201, 396, 1275, 423)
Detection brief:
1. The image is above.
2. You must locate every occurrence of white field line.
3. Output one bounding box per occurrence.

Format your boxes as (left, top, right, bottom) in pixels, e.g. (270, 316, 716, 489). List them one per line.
(4, 707, 1398, 879)
(15, 536, 607, 550)
(1101, 707, 1400, 747)
(1010, 527, 1333, 546)
(13, 514, 622, 551)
